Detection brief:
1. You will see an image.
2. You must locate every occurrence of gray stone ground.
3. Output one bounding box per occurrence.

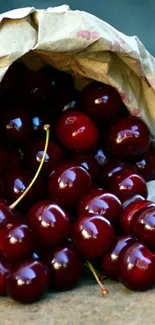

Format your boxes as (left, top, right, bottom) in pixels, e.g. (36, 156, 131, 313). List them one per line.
(0, 279, 155, 325)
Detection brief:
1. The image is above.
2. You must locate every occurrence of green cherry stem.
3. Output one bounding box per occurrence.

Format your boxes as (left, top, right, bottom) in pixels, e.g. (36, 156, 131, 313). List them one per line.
(87, 260, 108, 296)
(9, 124, 50, 210)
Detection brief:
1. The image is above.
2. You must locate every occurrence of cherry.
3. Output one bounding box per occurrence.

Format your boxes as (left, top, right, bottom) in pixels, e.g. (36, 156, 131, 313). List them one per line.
(101, 236, 137, 280)
(0, 255, 11, 295)
(6, 259, 50, 303)
(78, 191, 122, 225)
(135, 147, 155, 181)
(0, 223, 34, 262)
(49, 87, 79, 115)
(102, 161, 136, 186)
(44, 246, 83, 291)
(122, 195, 145, 209)
(0, 203, 21, 228)
(118, 243, 155, 291)
(130, 206, 155, 251)
(25, 139, 64, 175)
(120, 200, 155, 234)
(107, 169, 148, 202)
(48, 163, 92, 208)
(3, 169, 45, 209)
(56, 110, 98, 151)
(27, 200, 70, 247)
(81, 81, 122, 123)
(0, 105, 33, 144)
(70, 152, 99, 181)
(106, 116, 150, 158)
(22, 69, 50, 105)
(31, 109, 53, 138)
(72, 214, 115, 259)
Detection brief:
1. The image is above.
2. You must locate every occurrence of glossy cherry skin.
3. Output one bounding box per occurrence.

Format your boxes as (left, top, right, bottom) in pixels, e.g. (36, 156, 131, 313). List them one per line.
(25, 139, 64, 175)
(0, 105, 33, 144)
(50, 87, 79, 115)
(22, 69, 50, 104)
(102, 161, 136, 186)
(41, 65, 74, 92)
(0, 255, 11, 295)
(56, 110, 98, 151)
(6, 259, 50, 303)
(81, 81, 122, 123)
(0, 203, 21, 228)
(0, 223, 34, 262)
(48, 163, 92, 208)
(70, 152, 99, 181)
(118, 243, 155, 291)
(135, 148, 155, 181)
(72, 214, 115, 259)
(130, 206, 155, 251)
(106, 116, 150, 158)
(45, 246, 83, 291)
(78, 191, 122, 225)
(93, 147, 108, 166)
(107, 169, 148, 202)
(101, 236, 137, 280)
(120, 200, 155, 234)
(27, 200, 70, 247)
(4, 169, 44, 208)
(122, 195, 145, 209)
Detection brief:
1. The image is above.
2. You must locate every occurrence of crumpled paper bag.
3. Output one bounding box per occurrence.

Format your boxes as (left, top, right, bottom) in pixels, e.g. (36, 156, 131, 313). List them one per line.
(0, 4, 155, 199)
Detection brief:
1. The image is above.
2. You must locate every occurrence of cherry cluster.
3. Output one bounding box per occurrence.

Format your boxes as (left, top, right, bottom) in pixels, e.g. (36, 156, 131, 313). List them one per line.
(0, 61, 155, 304)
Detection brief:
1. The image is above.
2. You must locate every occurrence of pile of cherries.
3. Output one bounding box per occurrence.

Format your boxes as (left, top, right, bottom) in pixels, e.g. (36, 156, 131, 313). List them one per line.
(0, 61, 155, 304)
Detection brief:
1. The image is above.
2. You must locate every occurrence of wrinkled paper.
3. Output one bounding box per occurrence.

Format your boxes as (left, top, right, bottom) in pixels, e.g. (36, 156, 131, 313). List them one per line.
(0, 5, 155, 197)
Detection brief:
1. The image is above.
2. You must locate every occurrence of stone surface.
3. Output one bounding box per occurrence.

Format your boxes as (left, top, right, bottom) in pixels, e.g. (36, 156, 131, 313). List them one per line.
(1, 279, 155, 325)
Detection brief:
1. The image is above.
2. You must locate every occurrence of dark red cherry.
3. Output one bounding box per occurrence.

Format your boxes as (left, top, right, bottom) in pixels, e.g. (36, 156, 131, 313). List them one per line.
(78, 191, 122, 225)
(0, 255, 11, 295)
(50, 87, 79, 115)
(120, 200, 155, 234)
(6, 259, 50, 303)
(31, 108, 53, 138)
(22, 69, 50, 104)
(0, 203, 21, 228)
(102, 161, 136, 186)
(135, 148, 155, 181)
(0, 147, 5, 172)
(0, 223, 34, 262)
(130, 206, 155, 251)
(118, 243, 155, 291)
(72, 214, 115, 259)
(106, 116, 150, 158)
(45, 246, 83, 291)
(4, 169, 45, 208)
(107, 169, 148, 202)
(0, 105, 33, 144)
(101, 236, 136, 280)
(81, 81, 122, 123)
(56, 110, 98, 151)
(27, 200, 70, 247)
(70, 152, 99, 181)
(25, 139, 64, 175)
(48, 163, 92, 208)
(122, 195, 145, 209)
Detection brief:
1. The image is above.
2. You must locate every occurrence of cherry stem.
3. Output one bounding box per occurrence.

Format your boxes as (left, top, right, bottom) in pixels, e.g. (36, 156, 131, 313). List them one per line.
(87, 260, 108, 296)
(9, 124, 50, 210)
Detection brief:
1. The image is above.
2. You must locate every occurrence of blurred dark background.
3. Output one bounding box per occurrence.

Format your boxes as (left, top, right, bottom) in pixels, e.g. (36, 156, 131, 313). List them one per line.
(0, 0, 155, 56)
